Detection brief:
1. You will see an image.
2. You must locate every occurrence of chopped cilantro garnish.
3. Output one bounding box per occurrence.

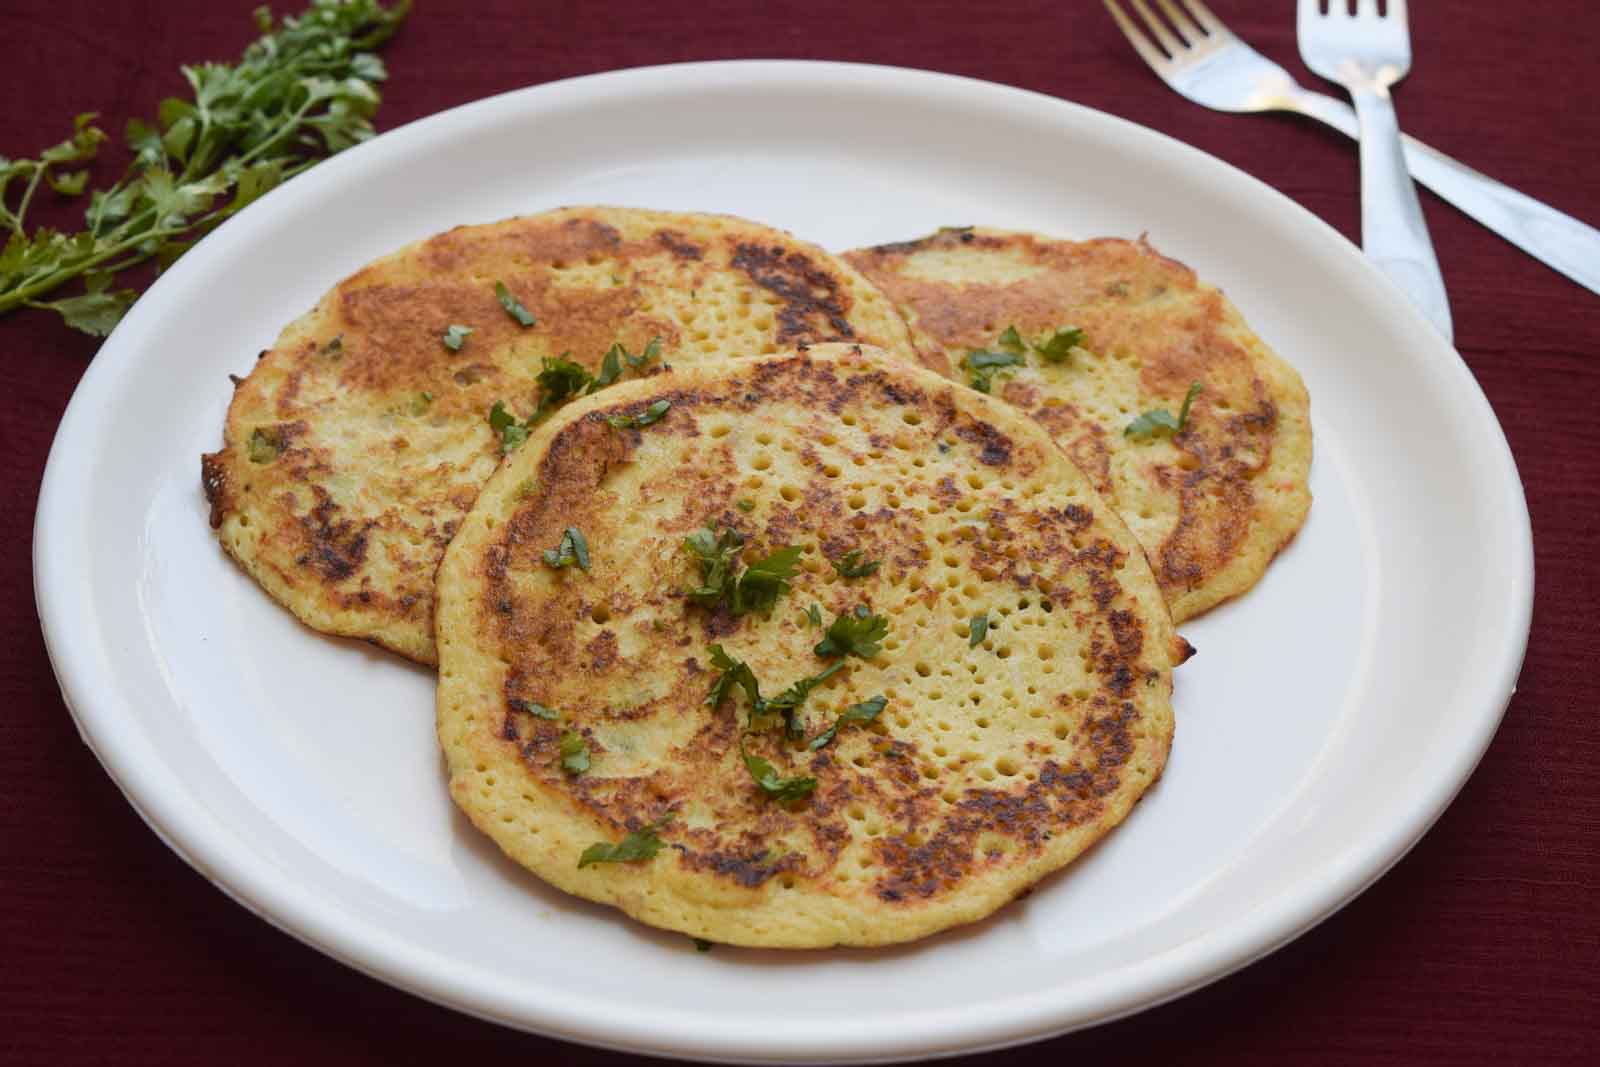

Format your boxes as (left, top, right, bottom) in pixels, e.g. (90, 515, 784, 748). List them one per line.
(577, 818, 670, 868)
(705, 644, 763, 711)
(559, 730, 590, 775)
(508, 698, 560, 720)
(969, 612, 990, 648)
(605, 399, 671, 430)
(247, 427, 279, 464)
(736, 498, 756, 513)
(1033, 325, 1085, 363)
(805, 603, 823, 628)
(494, 281, 537, 327)
(684, 527, 801, 615)
(588, 337, 662, 393)
(1126, 381, 1203, 441)
(706, 645, 844, 737)
(808, 695, 888, 750)
(536, 355, 594, 406)
(542, 527, 591, 572)
(765, 660, 846, 740)
(829, 549, 881, 579)
(962, 347, 1026, 394)
(740, 739, 817, 803)
(997, 325, 1025, 351)
(442, 323, 473, 351)
(693, 938, 713, 953)
(592, 344, 624, 390)
(488, 399, 533, 453)
(814, 606, 889, 659)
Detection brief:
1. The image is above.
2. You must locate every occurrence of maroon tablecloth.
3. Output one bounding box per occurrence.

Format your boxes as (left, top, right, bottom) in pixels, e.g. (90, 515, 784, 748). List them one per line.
(4, 2, 1596, 1062)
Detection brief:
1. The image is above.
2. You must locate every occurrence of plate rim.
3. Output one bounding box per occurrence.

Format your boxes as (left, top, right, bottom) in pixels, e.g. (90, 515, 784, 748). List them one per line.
(32, 58, 1534, 1062)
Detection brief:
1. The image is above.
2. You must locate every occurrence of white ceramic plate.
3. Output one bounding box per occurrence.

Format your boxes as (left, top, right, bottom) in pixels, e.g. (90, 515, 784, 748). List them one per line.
(34, 62, 1532, 1062)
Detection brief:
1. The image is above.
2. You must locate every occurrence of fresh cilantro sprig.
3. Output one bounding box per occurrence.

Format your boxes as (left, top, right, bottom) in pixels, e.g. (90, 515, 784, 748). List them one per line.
(814, 605, 889, 659)
(962, 347, 1026, 394)
(829, 549, 881, 579)
(487, 400, 533, 452)
(577, 817, 671, 869)
(705, 645, 845, 738)
(1125, 381, 1204, 441)
(808, 696, 888, 750)
(683, 526, 803, 616)
(542, 526, 591, 572)
(740, 739, 817, 802)
(0, 1, 410, 337)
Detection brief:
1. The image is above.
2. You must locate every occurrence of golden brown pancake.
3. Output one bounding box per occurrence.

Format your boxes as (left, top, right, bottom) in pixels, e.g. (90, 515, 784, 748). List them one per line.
(435, 344, 1185, 948)
(200, 207, 924, 664)
(846, 228, 1311, 622)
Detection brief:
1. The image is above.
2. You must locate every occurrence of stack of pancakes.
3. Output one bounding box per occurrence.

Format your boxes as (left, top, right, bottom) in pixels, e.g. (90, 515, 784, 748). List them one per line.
(202, 206, 1309, 948)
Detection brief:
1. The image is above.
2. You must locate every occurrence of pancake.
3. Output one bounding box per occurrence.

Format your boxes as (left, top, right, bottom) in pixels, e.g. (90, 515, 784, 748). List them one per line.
(845, 228, 1311, 622)
(435, 343, 1186, 948)
(200, 207, 926, 665)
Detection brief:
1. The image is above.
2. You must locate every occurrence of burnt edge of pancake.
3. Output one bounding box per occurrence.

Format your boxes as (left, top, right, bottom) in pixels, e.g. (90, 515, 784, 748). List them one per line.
(476, 352, 1165, 905)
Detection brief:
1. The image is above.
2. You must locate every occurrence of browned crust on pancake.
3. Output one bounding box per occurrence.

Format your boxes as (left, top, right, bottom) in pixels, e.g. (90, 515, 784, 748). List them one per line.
(202, 207, 926, 664)
(845, 228, 1312, 622)
(435, 345, 1177, 947)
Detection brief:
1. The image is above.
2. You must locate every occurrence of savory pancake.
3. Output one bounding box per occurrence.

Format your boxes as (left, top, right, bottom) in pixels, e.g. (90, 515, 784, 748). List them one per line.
(846, 228, 1311, 622)
(435, 344, 1186, 948)
(201, 207, 925, 664)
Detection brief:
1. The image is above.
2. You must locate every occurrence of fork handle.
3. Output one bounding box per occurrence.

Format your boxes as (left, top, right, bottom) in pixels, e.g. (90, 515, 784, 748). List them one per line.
(1347, 82, 1454, 341)
(1292, 89, 1600, 303)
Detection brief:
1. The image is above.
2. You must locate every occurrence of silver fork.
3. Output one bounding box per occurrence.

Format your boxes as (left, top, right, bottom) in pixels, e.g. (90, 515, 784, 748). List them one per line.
(1297, 0, 1449, 338)
(1104, 0, 1600, 304)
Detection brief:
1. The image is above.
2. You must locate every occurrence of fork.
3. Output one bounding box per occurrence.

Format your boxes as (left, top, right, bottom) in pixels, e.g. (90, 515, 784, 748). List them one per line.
(1296, 0, 1449, 338)
(1104, 0, 1600, 304)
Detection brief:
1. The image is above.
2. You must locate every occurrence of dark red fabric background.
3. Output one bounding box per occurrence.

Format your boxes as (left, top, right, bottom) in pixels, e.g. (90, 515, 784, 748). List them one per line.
(3, 2, 1596, 1063)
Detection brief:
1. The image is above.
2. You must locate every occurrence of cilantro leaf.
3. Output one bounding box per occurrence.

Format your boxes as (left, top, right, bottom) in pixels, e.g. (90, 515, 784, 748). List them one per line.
(1125, 382, 1203, 441)
(577, 817, 671, 868)
(829, 549, 881, 579)
(997, 325, 1025, 351)
(605, 399, 671, 430)
(969, 612, 991, 648)
(683, 526, 801, 616)
(705, 644, 762, 710)
(542, 527, 591, 572)
(247, 427, 280, 464)
(734, 544, 804, 615)
(536, 355, 594, 406)
(693, 938, 713, 953)
(814, 606, 889, 659)
(494, 280, 537, 327)
(1177, 380, 1203, 427)
(764, 660, 846, 740)
(34, 271, 137, 337)
(559, 730, 591, 775)
(508, 698, 560, 720)
(804, 603, 823, 628)
(741, 740, 817, 803)
(962, 347, 1026, 394)
(488, 400, 533, 453)
(625, 337, 662, 368)
(591, 343, 624, 390)
(808, 695, 888, 750)
(442, 323, 473, 351)
(1033, 325, 1085, 363)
